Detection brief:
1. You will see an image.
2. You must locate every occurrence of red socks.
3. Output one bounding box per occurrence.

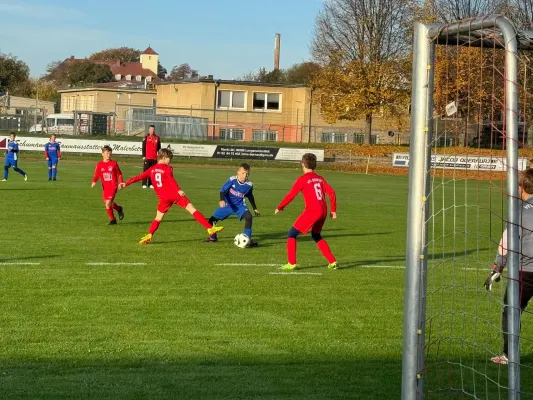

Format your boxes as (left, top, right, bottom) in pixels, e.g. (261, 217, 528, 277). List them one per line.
(106, 208, 115, 220)
(287, 238, 297, 265)
(193, 211, 212, 229)
(112, 203, 121, 211)
(149, 220, 160, 235)
(317, 239, 336, 263)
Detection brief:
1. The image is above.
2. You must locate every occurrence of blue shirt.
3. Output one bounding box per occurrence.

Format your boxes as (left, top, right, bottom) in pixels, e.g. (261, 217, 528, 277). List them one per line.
(6, 140, 19, 161)
(221, 176, 254, 208)
(45, 142, 60, 159)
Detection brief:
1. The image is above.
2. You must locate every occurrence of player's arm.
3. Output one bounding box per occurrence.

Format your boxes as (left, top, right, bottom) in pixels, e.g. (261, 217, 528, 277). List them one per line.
(122, 168, 152, 187)
(44, 143, 49, 160)
(141, 137, 146, 160)
(219, 179, 232, 207)
(91, 165, 100, 187)
(275, 179, 303, 213)
(484, 229, 507, 291)
(156, 137, 161, 152)
(246, 188, 260, 216)
(57, 143, 61, 160)
(324, 180, 337, 218)
(115, 163, 124, 183)
(11, 144, 19, 153)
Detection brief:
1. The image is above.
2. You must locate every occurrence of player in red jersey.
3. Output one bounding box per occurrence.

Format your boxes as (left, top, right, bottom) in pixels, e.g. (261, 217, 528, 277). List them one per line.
(119, 148, 224, 244)
(91, 145, 125, 225)
(274, 153, 338, 270)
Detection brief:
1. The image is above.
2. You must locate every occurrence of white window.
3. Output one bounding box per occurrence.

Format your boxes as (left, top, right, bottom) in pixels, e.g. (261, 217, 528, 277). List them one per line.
(322, 133, 348, 143)
(217, 90, 246, 110)
(115, 74, 122, 80)
(252, 130, 278, 142)
(125, 75, 131, 81)
(136, 75, 142, 81)
(253, 92, 281, 111)
(70, 96, 76, 110)
(219, 128, 244, 141)
(146, 76, 152, 82)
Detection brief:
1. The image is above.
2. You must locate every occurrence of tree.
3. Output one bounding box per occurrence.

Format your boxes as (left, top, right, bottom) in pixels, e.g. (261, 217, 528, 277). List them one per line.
(89, 47, 141, 63)
(433, 0, 497, 22)
(0, 53, 31, 96)
(67, 61, 114, 86)
(285, 62, 321, 85)
(168, 63, 199, 80)
(311, 0, 415, 143)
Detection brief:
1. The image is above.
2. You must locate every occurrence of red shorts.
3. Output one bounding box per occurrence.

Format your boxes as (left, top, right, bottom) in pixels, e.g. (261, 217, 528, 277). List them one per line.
(102, 188, 117, 202)
(157, 195, 191, 213)
(293, 211, 327, 235)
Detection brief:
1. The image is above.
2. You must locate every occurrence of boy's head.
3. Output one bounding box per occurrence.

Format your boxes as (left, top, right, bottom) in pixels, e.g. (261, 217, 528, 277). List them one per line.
(158, 148, 173, 165)
(9, 132, 15, 141)
(149, 125, 155, 135)
(237, 163, 250, 183)
(301, 153, 317, 171)
(50, 134, 56, 142)
(101, 145, 112, 160)
(520, 169, 533, 199)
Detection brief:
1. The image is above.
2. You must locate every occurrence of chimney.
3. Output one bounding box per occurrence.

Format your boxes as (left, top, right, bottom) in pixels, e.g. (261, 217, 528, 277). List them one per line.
(274, 33, 280, 70)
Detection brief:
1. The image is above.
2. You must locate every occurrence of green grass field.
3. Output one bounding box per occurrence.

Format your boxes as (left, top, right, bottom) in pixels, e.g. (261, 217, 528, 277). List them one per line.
(0, 160, 530, 399)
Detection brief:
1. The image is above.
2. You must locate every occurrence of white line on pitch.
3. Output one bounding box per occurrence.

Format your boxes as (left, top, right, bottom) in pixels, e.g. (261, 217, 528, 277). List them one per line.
(86, 262, 146, 266)
(0, 262, 41, 265)
(269, 272, 323, 276)
(216, 263, 281, 266)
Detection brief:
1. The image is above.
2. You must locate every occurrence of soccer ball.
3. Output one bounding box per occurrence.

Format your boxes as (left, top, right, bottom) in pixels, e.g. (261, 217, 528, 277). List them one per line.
(234, 233, 250, 248)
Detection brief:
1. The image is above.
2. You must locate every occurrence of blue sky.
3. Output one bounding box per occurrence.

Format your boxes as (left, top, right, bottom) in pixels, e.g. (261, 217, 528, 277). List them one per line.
(0, 0, 324, 78)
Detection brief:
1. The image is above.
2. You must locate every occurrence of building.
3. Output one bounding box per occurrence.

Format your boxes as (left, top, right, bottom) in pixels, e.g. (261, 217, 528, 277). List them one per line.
(154, 78, 409, 143)
(0, 95, 55, 116)
(61, 46, 159, 85)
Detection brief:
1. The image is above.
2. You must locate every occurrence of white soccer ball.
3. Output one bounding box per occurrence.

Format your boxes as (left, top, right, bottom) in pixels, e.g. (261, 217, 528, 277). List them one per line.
(234, 233, 250, 249)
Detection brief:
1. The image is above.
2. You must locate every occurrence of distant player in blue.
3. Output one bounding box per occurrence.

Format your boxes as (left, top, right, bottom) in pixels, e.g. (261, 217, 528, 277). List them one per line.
(44, 134, 61, 181)
(2, 132, 27, 182)
(204, 163, 260, 247)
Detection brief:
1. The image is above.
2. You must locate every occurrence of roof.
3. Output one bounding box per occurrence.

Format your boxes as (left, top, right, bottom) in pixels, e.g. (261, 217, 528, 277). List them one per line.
(57, 86, 156, 94)
(155, 78, 307, 89)
(142, 46, 158, 55)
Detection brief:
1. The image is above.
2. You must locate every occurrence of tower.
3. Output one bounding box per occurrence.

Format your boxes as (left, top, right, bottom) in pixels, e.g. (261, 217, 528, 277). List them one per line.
(140, 46, 159, 75)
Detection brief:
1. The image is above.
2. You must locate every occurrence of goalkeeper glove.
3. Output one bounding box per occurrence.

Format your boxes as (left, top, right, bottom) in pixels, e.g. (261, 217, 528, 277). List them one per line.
(484, 264, 502, 291)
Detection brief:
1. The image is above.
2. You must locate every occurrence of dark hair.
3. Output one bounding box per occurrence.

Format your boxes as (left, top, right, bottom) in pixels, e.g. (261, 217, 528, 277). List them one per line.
(240, 163, 250, 171)
(158, 148, 173, 161)
(149, 124, 155, 129)
(302, 153, 317, 170)
(520, 169, 533, 195)
(102, 145, 112, 152)
(9, 132, 16, 137)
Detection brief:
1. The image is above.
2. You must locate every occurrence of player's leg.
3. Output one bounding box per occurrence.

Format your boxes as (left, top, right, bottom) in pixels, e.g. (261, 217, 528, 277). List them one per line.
(140, 200, 170, 244)
(280, 226, 301, 270)
(112, 201, 124, 220)
(51, 159, 58, 180)
(142, 159, 150, 188)
(2, 162, 9, 181)
(240, 210, 258, 247)
(311, 219, 337, 268)
(183, 200, 224, 235)
(12, 161, 27, 180)
(47, 159, 53, 180)
(204, 206, 232, 242)
(104, 198, 117, 225)
(147, 159, 156, 188)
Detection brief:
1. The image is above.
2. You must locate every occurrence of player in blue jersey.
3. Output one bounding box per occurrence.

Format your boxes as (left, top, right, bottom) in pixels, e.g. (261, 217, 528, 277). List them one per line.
(204, 163, 260, 247)
(2, 132, 27, 182)
(44, 134, 61, 181)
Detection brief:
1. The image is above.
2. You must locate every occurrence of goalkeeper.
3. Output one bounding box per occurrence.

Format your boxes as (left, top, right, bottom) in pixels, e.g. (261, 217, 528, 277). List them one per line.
(484, 168, 533, 365)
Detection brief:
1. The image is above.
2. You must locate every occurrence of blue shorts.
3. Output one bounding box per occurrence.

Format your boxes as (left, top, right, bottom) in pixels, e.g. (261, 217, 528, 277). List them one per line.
(213, 205, 249, 221)
(47, 158, 59, 167)
(4, 159, 17, 168)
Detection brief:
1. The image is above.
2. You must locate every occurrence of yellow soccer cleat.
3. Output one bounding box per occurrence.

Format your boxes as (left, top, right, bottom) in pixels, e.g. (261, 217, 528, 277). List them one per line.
(139, 233, 152, 245)
(207, 225, 224, 236)
(279, 263, 298, 270)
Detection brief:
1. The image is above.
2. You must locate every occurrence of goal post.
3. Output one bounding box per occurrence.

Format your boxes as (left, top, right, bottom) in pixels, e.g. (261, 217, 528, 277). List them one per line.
(402, 15, 522, 399)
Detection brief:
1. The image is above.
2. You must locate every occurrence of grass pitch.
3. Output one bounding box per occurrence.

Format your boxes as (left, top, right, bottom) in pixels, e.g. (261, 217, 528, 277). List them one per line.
(0, 160, 529, 399)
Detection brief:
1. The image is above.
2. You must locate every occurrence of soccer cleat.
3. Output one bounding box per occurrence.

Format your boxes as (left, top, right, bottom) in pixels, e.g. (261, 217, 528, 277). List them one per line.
(24, 175, 28, 181)
(491, 355, 508, 365)
(328, 262, 339, 270)
(52, 177, 56, 181)
(48, 178, 51, 181)
(248, 240, 259, 248)
(203, 237, 218, 243)
(207, 225, 224, 236)
(150, 185, 154, 189)
(108, 219, 117, 225)
(279, 263, 297, 270)
(118, 207, 125, 220)
(139, 233, 152, 244)
(142, 185, 147, 189)
(1, 179, 6, 182)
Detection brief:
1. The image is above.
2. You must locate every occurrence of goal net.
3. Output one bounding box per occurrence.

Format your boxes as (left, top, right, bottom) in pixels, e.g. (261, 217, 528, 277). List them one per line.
(402, 16, 533, 399)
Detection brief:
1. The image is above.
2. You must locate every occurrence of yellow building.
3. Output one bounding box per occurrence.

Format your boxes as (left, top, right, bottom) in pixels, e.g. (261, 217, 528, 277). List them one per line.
(155, 78, 409, 143)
